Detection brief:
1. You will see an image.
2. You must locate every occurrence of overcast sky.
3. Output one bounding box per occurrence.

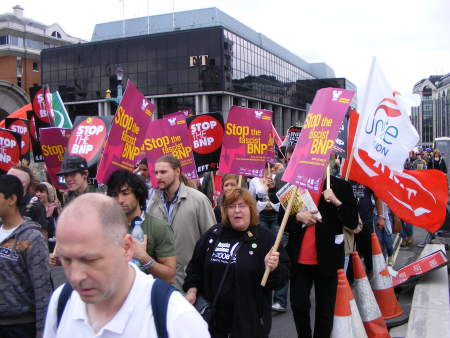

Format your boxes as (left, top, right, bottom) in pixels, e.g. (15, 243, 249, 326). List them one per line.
(2, 0, 450, 103)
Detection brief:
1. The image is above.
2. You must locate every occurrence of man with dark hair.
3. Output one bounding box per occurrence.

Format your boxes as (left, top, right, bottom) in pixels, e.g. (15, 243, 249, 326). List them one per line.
(44, 193, 208, 337)
(0, 175, 52, 338)
(56, 155, 97, 206)
(7, 165, 49, 236)
(148, 155, 216, 290)
(107, 170, 176, 283)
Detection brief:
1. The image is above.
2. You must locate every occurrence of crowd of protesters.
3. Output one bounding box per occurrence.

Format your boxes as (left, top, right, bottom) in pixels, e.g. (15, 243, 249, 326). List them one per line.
(0, 142, 447, 338)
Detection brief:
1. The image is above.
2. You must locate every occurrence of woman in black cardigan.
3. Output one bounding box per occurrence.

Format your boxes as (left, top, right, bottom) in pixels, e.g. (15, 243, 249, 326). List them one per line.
(183, 188, 289, 338)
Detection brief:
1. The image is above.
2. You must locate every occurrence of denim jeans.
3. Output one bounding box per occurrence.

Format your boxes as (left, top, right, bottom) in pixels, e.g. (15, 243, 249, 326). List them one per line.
(260, 211, 289, 307)
(374, 224, 393, 258)
(399, 221, 413, 240)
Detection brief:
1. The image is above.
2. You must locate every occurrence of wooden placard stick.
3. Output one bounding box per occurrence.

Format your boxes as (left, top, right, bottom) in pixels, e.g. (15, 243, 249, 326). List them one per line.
(238, 175, 242, 188)
(261, 185, 298, 286)
(210, 171, 215, 194)
(326, 165, 331, 190)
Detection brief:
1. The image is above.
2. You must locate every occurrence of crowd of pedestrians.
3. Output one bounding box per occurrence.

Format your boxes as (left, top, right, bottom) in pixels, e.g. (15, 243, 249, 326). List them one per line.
(0, 143, 447, 337)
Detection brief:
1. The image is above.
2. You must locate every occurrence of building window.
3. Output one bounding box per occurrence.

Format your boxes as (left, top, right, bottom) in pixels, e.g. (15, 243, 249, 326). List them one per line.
(32, 62, 39, 72)
(51, 31, 62, 39)
(16, 57, 23, 77)
(0, 35, 8, 45)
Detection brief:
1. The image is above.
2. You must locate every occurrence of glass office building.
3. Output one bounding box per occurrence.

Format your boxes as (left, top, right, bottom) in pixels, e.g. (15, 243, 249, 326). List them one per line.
(412, 74, 450, 146)
(41, 8, 354, 133)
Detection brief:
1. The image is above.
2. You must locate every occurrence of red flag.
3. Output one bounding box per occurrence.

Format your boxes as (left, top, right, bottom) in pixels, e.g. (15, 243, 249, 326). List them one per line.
(0, 104, 31, 129)
(31, 87, 55, 126)
(271, 124, 283, 147)
(343, 110, 448, 232)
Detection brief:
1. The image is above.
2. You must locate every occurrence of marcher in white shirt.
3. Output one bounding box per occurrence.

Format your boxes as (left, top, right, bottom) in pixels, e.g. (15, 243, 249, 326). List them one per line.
(44, 193, 209, 338)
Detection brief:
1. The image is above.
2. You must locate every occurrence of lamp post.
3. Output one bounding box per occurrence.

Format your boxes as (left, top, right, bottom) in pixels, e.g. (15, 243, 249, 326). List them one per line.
(105, 65, 124, 105)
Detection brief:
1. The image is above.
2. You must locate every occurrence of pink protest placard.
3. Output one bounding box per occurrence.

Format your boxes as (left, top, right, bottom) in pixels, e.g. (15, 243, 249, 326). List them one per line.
(143, 114, 198, 185)
(164, 110, 193, 120)
(39, 128, 72, 189)
(218, 106, 273, 178)
(282, 88, 354, 193)
(96, 80, 155, 184)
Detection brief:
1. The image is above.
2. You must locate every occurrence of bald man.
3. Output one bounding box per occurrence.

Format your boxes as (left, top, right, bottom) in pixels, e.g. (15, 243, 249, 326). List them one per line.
(44, 193, 209, 338)
(8, 165, 48, 236)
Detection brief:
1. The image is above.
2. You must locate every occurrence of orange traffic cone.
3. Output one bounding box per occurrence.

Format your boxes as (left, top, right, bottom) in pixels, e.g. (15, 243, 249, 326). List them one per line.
(351, 251, 390, 338)
(370, 233, 408, 327)
(341, 270, 368, 338)
(331, 269, 368, 338)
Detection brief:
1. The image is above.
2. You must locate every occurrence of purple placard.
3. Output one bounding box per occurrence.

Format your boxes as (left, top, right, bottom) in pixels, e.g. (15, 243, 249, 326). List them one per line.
(39, 128, 72, 189)
(218, 106, 273, 178)
(282, 88, 354, 194)
(96, 80, 155, 184)
(144, 114, 198, 186)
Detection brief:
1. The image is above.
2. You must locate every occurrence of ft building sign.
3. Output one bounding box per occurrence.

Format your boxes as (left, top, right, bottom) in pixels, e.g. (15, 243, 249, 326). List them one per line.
(189, 55, 209, 67)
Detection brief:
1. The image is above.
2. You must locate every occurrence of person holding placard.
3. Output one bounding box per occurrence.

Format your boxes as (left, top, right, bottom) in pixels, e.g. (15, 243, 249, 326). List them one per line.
(248, 163, 288, 312)
(183, 188, 289, 338)
(280, 174, 358, 338)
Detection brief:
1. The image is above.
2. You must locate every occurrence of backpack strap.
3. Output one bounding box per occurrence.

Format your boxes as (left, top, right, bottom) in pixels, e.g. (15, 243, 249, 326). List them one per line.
(56, 278, 176, 336)
(56, 282, 73, 328)
(151, 278, 176, 338)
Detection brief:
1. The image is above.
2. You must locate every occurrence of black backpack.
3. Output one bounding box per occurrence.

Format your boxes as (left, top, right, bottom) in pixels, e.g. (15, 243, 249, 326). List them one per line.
(56, 279, 176, 338)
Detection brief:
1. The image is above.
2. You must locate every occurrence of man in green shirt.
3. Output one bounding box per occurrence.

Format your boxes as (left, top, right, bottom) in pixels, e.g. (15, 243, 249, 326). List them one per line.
(107, 170, 176, 284)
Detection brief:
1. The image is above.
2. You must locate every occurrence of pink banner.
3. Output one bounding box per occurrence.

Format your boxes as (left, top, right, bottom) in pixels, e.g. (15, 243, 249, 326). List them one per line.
(144, 114, 198, 185)
(282, 88, 354, 193)
(218, 106, 273, 178)
(164, 110, 193, 120)
(39, 128, 72, 189)
(96, 80, 155, 184)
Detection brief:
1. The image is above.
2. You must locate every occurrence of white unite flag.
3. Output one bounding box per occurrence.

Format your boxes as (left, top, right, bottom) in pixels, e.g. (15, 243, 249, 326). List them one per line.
(355, 58, 419, 171)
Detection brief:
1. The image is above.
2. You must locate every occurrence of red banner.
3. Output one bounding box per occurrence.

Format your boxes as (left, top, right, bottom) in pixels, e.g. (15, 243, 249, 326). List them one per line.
(343, 110, 448, 232)
(218, 106, 273, 178)
(40, 128, 72, 189)
(0, 128, 21, 172)
(392, 249, 447, 287)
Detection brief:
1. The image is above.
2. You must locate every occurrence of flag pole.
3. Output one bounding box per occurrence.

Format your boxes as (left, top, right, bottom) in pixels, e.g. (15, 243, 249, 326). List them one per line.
(344, 58, 377, 182)
(147, 0, 150, 34)
(261, 185, 297, 286)
(122, 0, 125, 37)
(344, 146, 355, 181)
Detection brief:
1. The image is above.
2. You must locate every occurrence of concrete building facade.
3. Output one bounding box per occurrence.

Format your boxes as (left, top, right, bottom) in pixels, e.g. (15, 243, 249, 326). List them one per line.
(41, 8, 355, 133)
(0, 5, 83, 120)
(412, 74, 450, 146)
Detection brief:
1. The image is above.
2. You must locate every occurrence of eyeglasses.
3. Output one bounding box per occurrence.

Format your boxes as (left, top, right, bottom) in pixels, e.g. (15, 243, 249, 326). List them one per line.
(226, 203, 248, 211)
